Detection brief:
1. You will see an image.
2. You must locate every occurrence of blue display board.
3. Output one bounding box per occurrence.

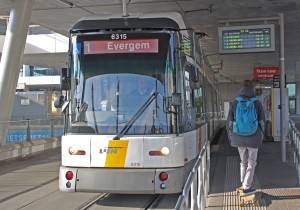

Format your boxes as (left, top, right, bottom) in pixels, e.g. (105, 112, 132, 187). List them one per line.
(6, 130, 64, 143)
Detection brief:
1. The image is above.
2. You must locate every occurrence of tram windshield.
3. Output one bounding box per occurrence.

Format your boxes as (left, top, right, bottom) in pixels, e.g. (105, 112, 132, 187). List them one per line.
(68, 32, 176, 135)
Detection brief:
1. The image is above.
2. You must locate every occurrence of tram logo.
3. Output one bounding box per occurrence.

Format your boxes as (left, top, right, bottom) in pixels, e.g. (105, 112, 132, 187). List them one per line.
(101, 140, 129, 167)
(99, 147, 122, 154)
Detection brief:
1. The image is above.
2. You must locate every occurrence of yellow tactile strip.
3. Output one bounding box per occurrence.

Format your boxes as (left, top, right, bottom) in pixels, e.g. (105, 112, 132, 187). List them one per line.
(224, 156, 266, 210)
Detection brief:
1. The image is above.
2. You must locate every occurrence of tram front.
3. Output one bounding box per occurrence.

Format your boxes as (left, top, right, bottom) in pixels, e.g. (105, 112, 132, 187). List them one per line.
(57, 14, 199, 194)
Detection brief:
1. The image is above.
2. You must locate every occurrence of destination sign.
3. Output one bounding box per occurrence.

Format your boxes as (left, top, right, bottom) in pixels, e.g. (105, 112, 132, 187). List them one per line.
(83, 39, 159, 54)
(218, 24, 275, 54)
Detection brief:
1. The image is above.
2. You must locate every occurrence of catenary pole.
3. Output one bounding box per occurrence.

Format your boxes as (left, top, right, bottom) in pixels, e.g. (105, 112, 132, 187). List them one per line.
(279, 13, 286, 162)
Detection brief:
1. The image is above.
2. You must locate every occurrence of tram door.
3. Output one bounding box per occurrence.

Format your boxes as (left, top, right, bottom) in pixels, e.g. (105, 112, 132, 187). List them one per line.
(271, 88, 289, 142)
(256, 88, 273, 141)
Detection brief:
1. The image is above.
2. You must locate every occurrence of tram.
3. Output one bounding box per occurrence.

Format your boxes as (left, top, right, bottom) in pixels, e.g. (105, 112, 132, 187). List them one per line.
(56, 12, 221, 194)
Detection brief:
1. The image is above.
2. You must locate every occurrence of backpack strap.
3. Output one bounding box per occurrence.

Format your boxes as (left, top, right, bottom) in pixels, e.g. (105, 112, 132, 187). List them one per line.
(235, 96, 243, 102)
(236, 96, 257, 102)
(248, 97, 264, 133)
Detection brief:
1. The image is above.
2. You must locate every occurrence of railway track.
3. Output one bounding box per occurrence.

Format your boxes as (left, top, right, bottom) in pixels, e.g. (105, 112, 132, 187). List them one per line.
(78, 193, 162, 210)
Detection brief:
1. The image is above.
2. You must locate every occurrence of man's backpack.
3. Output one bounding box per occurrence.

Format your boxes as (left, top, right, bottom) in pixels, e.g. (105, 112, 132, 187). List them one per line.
(233, 96, 258, 136)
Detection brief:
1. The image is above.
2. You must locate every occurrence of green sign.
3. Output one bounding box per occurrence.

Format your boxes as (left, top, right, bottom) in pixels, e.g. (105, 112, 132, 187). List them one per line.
(180, 35, 192, 55)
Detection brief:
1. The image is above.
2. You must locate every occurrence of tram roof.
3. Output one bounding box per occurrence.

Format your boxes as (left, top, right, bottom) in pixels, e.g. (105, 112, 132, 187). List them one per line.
(72, 12, 190, 33)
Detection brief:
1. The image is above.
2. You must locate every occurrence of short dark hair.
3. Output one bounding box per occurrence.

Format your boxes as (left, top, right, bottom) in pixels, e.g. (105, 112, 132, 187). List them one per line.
(243, 80, 254, 88)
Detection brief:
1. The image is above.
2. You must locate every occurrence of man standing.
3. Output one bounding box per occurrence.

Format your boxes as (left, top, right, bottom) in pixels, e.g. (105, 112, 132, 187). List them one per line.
(227, 80, 265, 195)
(131, 76, 153, 97)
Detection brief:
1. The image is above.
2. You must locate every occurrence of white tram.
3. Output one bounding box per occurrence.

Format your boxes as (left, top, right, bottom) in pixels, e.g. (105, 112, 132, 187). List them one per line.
(56, 12, 221, 194)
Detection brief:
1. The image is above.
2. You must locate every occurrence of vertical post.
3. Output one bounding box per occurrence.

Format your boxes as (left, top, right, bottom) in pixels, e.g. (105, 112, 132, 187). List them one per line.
(26, 120, 31, 142)
(0, 122, 7, 146)
(122, 0, 129, 17)
(206, 141, 210, 195)
(297, 132, 300, 185)
(293, 128, 296, 163)
(50, 118, 54, 137)
(0, 0, 34, 143)
(279, 13, 286, 162)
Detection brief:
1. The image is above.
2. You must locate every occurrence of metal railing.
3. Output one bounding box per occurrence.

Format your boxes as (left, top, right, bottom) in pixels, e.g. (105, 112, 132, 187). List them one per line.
(289, 119, 300, 185)
(175, 139, 210, 210)
(0, 117, 64, 146)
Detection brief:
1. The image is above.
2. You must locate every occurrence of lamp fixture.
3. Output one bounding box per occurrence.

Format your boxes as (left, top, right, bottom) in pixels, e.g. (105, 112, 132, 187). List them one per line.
(204, 52, 219, 57)
(210, 60, 223, 68)
(212, 68, 220, 74)
(195, 32, 209, 39)
(58, 0, 73, 7)
(185, 4, 213, 14)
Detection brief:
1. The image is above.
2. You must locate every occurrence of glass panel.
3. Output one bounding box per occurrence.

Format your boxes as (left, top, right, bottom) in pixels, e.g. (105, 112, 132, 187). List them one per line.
(184, 70, 192, 126)
(286, 83, 296, 97)
(69, 32, 176, 135)
(289, 99, 296, 114)
(194, 87, 203, 121)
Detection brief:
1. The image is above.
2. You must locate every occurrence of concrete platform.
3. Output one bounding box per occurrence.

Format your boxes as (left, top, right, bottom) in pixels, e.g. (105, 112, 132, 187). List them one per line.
(0, 137, 61, 161)
(207, 127, 300, 210)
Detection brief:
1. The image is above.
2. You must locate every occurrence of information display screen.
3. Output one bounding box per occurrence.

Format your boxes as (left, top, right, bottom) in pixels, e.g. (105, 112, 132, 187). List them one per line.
(218, 24, 275, 54)
(84, 39, 159, 54)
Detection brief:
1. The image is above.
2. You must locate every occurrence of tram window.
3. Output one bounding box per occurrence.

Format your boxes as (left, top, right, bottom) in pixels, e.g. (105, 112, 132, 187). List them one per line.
(184, 71, 192, 106)
(287, 83, 296, 97)
(184, 70, 193, 129)
(194, 87, 203, 121)
(289, 99, 296, 114)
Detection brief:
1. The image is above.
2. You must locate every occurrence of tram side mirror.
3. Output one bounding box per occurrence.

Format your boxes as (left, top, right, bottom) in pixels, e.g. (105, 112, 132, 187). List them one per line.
(54, 95, 64, 108)
(80, 102, 88, 113)
(61, 68, 71, 90)
(171, 93, 181, 106)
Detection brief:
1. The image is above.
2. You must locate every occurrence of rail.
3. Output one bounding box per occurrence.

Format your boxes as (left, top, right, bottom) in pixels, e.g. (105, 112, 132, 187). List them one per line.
(175, 139, 210, 210)
(289, 119, 300, 185)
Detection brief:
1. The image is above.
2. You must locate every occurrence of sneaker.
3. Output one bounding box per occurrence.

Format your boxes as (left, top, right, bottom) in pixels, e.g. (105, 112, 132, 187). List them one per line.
(236, 186, 243, 191)
(236, 186, 244, 194)
(242, 188, 257, 195)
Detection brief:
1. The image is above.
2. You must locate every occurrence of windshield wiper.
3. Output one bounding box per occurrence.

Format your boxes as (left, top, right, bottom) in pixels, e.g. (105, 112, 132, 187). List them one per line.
(91, 83, 99, 133)
(113, 91, 158, 140)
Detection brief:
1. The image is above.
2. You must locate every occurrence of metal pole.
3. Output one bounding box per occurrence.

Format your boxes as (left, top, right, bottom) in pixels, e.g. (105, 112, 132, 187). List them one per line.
(279, 13, 286, 162)
(122, 0, 129, 17)
(51, 118, 54, 137)
(219, 16, 280, 24)
(26, 120, 31, 142)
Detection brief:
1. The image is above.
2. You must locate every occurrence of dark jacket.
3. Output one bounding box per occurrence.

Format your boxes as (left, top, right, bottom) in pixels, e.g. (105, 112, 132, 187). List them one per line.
(226, 87, 265, 148)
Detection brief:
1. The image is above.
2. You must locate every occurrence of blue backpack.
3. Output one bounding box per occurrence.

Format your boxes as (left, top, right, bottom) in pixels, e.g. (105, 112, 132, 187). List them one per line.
(233, 96, 258, 136)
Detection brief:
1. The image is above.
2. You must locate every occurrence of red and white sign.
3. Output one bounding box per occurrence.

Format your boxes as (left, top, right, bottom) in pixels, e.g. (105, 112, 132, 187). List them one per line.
(83, 39, 159, 54)
(253, 67, 280, 80)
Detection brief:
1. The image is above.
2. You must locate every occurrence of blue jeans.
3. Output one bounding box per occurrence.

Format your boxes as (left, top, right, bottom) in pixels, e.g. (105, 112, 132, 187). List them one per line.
(238, 147, 258, 190)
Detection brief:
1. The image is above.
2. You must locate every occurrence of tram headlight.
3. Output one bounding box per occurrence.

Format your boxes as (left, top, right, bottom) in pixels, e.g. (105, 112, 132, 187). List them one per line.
(149, 147, 169, 156)
(69, 146, 86, 155)
(66, 181, 71, 188)
(160, 183, 167, 189)
(160, 147, 169, 155)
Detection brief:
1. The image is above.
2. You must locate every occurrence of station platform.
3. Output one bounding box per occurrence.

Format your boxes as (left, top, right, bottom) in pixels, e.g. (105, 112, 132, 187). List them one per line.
(207, 127, 300, 210)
